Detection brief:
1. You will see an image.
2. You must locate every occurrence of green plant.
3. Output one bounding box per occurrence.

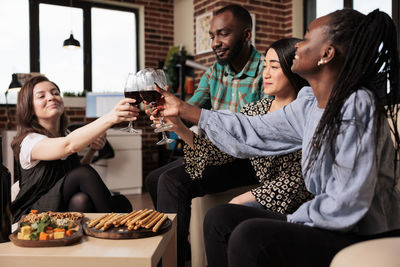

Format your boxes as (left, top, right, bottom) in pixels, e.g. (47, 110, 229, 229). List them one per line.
(63, 90, 87, 97)
(165, 45, 191, 93)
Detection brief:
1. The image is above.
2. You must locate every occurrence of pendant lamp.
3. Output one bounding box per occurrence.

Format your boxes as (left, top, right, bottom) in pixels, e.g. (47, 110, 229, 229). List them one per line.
(63, 33, 80, 48)
(63, 0, 81, 49)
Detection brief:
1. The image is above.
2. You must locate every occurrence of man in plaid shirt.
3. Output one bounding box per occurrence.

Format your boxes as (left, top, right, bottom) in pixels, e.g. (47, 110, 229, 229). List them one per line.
(187, 39, 264, 112)
(145, 4, 264, 266)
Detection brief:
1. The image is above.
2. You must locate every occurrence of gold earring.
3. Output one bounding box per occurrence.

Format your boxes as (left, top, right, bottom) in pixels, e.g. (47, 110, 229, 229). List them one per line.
(317, 59, 324, 66)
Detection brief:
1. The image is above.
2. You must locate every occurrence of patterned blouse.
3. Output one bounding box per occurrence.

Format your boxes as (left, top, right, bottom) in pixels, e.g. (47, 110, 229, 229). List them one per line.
(183, 98, 313, 214)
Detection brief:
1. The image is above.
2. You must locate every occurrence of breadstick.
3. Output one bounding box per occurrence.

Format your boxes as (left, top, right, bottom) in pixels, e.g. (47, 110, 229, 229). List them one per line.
(125, 209, 146, 226)
(127, 209, 153, 227)
(129, 210, 152, 230)
(138, 210, 158, 226)
(90, 213, 114, 228)
(145, 213, 164, 229)
(152, 214, 168, 232)
(95, 213, 117, 229)
(113, 211, 136, 227)
(87, 214, 108, 228)
(101, 214, 124, 231)
(119, 210, 141, 226)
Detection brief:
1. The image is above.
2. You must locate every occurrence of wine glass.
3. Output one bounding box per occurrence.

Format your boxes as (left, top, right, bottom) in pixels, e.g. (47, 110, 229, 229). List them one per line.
(152, 69, 174, 133)
(120, 73, 142, 134)
(139, 68, 173, 145)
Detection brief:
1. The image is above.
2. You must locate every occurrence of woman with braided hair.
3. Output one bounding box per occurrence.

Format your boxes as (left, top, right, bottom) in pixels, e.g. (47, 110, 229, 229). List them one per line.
(152, 8, 400, 267)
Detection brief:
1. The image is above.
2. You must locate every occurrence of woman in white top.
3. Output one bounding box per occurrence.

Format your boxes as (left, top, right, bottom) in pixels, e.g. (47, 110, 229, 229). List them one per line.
(11, 75, 138, 222)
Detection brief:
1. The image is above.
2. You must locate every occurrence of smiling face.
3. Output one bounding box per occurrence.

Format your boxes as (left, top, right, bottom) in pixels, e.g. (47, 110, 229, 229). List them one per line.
(209, 11, 247, 65)
(263, 48, 293, 97)
(33, 81, 64, 122)
(291, 15, 331, 77)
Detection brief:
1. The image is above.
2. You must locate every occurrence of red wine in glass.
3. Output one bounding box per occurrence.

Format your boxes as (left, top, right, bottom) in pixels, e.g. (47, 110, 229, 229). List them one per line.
(120, 73, 141, 133)
(125, 91, 143, 105)
(139, 68, 173, 145)
(140, 90, 162, 104)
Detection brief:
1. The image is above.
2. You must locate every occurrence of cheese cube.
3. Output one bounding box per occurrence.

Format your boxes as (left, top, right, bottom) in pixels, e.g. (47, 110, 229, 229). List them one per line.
(17, 232, 30, 240)
(20, 225, 32, 235)
(54, 231, 65, 239)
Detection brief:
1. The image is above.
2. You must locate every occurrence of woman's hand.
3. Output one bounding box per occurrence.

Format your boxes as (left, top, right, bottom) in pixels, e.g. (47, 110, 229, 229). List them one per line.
(80, 134, 107, 165)
(154, 85, 202, 125)
(106, 98, 139, 125)
(148, 108, 185, 132)
(229, 191, 256, 205)
(89, 134, 106, 151)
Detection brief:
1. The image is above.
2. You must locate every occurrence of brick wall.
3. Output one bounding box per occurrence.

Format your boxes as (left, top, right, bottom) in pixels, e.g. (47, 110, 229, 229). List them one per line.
(193, 0, 293, 85)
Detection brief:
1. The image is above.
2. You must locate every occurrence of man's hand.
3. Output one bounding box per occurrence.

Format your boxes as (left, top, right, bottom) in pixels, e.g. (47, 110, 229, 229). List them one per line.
(154, 85, 182, 117)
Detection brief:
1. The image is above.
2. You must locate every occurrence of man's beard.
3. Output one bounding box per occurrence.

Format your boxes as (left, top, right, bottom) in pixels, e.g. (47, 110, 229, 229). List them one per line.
(215, 37, 245, 66)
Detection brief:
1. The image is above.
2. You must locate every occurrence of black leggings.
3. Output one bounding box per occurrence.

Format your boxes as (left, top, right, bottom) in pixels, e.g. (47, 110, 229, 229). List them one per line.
(145, 157, 258, 267)
(204, 204, 398, 267)
(62, 165, 132, 213)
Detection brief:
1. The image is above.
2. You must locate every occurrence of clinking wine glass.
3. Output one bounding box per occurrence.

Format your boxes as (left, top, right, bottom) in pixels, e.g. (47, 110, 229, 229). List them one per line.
(120, 73, 142, 133)
(139, 68, 173, 145)
(152, 69, 174, 133)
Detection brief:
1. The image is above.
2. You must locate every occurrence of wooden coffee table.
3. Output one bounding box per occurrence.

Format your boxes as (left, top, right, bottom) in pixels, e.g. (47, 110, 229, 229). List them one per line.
(0, 213, 177, 267)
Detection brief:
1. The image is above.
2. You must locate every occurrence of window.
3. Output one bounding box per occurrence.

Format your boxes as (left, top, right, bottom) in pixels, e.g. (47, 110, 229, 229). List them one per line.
(304, 0, 397, 31)
(316, 0, 343, 17)
(353, 0, 392, 16)
(39, 4, 84, 95)
(0, 0, 139, 102)
(30, 0, 139, 96)
(91, 8, 137, 93)
(0, 0, 29, 104)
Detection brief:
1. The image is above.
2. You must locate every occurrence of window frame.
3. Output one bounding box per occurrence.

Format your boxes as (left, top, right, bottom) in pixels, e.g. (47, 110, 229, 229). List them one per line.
(303, 0, 399, 41)
(29, 0, 139, 92)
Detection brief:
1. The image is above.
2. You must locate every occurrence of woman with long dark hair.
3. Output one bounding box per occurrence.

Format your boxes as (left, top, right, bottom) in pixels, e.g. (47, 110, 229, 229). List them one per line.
(11, 76, 137, 222)
(151, 8, 400, 266)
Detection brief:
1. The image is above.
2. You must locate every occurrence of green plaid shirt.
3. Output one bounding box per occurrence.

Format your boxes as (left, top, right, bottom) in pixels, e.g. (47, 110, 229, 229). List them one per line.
(187, 46, 265, 112)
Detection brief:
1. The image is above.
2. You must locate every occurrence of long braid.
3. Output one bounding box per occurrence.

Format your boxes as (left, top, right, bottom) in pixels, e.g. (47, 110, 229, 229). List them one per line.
(305, 9, 400, 177)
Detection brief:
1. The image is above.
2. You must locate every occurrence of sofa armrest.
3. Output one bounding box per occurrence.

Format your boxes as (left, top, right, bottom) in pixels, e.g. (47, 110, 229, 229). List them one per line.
(330, 237, 400, 267)
(189, 185, 254, 267)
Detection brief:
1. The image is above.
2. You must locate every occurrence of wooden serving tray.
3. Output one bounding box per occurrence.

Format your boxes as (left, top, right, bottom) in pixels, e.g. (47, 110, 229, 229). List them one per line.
(82, 217, 172, 239)
(9, 224, 83, 247)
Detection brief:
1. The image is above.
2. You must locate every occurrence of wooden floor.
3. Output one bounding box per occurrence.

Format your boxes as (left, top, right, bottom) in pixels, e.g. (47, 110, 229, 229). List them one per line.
(125, 192, 154, 210)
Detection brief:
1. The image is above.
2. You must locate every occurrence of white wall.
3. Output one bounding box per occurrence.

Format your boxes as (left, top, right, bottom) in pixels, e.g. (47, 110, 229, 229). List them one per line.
(174, 0, 194, 55)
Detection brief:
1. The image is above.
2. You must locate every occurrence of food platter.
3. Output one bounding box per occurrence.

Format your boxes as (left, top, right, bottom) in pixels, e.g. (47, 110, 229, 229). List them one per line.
(9, 224, 83, 247)
(83, 217, 172, 239)
(9, 211, 84, 247)
(8, 210, 172, 245)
